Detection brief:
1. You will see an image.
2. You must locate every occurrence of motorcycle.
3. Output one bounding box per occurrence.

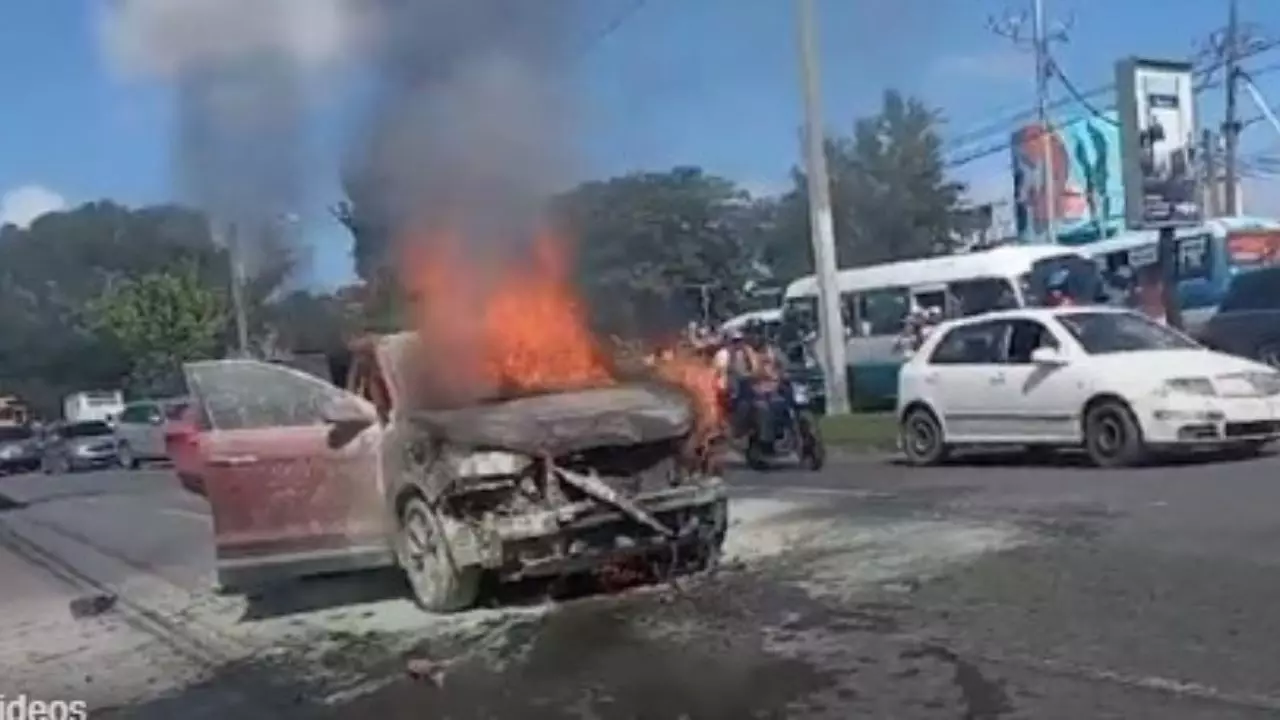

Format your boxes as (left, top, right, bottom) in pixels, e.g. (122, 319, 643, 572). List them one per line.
(734, 377, 826, 471)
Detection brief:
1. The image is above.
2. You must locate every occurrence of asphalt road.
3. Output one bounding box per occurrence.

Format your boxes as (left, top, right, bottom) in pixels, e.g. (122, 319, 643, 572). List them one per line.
(5, 450, 1280, 718)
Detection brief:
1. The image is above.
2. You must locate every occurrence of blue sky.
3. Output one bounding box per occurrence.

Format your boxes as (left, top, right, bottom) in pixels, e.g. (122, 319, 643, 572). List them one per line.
(3, 0, 1280, 288)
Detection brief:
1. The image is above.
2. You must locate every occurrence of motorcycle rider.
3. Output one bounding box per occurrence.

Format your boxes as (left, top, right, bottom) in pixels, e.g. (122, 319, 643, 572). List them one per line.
(1045, 268, 1077, 307)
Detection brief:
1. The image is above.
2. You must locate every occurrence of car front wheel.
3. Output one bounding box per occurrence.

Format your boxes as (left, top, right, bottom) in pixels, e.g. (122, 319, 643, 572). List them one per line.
(901, 406, 948, 466)
(397, 496, 482, 613)
(1083, 400, 1148, 468)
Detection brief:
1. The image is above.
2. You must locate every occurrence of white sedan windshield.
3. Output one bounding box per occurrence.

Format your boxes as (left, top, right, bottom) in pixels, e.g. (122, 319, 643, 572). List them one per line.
(1057, 312, 1200, 354)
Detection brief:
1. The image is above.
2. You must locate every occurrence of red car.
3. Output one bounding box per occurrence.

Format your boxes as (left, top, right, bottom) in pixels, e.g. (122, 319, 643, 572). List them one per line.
(164, 402, 204, 495)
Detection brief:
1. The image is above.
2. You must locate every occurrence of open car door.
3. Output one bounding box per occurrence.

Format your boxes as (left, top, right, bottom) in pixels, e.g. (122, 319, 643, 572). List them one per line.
(183, 359, 393, 592)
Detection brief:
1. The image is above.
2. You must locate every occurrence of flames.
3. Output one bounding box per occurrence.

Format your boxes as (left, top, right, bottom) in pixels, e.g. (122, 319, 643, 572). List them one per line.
(401, 229, 724, 444)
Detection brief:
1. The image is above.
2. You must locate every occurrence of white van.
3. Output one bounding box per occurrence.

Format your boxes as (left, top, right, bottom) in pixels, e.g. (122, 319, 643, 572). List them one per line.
(782, 245, 1098, 406)
(63, 390, 125, 424)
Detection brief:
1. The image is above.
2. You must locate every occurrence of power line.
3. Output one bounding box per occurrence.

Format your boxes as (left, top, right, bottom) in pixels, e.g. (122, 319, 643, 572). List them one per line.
(945, 36, 1280, 157)
(574, 0, 650, 60)
(943, 43, 1280, 171)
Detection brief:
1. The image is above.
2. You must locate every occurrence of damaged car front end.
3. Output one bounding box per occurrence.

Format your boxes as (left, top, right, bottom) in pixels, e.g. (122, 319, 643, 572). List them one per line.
(394, 384, 728, 610)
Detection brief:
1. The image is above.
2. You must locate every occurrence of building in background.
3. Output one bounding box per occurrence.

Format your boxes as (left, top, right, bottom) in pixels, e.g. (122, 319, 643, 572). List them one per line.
(1011, 112, 1127, 246)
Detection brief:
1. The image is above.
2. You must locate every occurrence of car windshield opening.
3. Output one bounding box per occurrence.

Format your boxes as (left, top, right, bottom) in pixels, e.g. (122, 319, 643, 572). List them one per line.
(1057, 311, 1200, 354)
(63, 422, 113, 438)
(0, 426, 33, 441)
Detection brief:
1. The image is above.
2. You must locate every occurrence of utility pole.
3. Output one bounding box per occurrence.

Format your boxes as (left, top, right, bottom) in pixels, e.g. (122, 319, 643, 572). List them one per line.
(225, 222, 250, 358)
(1202, 128, 1220, 217)
(989, 2, 1071, 245)
(1223, 0, 1241, 216)
(795, 0, 850, 415)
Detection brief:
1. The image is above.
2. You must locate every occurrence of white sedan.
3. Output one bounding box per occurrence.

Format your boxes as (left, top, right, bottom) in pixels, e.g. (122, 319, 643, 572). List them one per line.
(896, 307, 1280, 467)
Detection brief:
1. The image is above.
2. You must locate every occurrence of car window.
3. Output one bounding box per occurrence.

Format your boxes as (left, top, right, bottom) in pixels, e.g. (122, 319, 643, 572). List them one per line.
(185, 361, 354, 431)
(120, 404, 153, 424)
(853, 288, 911, 336)
(1218, 269, 1280, 312)
(63, 422, 113, 438)
(1005, 319, 1060, 364)
(1056, 311, 1200, 354)
(928, 321, 1008, 365)
(0, 426, 33, 441)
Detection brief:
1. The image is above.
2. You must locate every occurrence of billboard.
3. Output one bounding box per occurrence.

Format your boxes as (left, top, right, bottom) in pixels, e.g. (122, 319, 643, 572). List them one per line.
(1115, 58, 1202, 228)
(1011, 113, 1126, 244)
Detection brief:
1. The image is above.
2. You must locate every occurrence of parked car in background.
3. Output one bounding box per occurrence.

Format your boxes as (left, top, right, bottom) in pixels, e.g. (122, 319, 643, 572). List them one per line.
(0, 424, 41, 474)
(114, 397, 191, 468)
(1197, 266, 1280, 369)
(42, 420, 119, 473)
(897, 307, 1280, 468)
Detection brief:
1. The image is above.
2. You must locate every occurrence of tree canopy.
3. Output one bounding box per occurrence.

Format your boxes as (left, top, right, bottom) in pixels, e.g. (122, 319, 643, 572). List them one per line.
(86, 264, 228, 396)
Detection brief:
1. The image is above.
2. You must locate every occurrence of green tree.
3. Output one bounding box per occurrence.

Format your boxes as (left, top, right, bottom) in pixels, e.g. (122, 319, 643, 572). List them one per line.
(777, 90, 966, 275)
(556, 166, 767, 337)
(86, 264, 228, 396)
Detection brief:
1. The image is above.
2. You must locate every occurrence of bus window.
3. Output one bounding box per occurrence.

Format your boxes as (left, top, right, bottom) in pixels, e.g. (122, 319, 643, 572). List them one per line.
(950, 278, 1018, 317)
(1175, 234, 1212, 280)
(857, 288, 910, 336)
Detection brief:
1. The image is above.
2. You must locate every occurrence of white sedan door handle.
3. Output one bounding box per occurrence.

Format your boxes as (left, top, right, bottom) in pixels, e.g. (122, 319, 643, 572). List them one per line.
(989, 373, 1007, 385)
(208, 455, 259, 467)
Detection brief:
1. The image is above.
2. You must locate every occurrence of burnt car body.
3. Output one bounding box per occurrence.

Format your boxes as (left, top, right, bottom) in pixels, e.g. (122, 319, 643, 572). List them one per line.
(1198, 267, 1280, 368)
(41, 420, 119, 473)
(182, 332, 728, 612)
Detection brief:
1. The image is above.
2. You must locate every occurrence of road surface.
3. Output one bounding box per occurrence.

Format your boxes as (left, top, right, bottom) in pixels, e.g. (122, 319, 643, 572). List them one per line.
(4, 451, 1280, 718)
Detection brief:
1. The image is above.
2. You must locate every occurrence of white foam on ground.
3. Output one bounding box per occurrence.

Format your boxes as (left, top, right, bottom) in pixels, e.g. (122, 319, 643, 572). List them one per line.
(722, 494, 1028, 602)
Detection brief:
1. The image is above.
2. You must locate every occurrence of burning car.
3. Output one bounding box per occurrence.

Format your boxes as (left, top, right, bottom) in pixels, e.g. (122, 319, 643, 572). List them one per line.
(181, 332, 728, 612)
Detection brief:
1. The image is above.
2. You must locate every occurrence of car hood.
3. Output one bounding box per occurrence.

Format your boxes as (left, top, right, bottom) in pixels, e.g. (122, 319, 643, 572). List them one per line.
(1087, 349, 1275, 387)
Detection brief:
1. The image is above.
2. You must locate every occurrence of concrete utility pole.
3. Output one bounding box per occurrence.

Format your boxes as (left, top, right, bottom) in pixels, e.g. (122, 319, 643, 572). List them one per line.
(989, 2, 1071, 245)
(1223, 0, 1241, 216)
(1202, 128, 1220, 217)
(795, 0, 850, 415)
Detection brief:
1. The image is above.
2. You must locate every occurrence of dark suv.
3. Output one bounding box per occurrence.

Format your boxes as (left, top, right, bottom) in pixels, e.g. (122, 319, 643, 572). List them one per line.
(1198, 267, 1280, 367)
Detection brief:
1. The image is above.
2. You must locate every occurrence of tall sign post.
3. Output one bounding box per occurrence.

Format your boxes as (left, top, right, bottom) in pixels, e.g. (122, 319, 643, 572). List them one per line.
(1115, 58, 1203, 330)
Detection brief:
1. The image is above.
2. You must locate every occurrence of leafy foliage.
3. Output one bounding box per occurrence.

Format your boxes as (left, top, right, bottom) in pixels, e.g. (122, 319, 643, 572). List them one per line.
(86, 264, 228, 396)
(771, 90, 966, 276)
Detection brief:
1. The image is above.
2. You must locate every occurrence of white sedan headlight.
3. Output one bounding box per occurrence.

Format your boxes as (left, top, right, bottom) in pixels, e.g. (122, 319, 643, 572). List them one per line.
(1163, 377, 1217, 396)
(1246, 371, 1280, 396)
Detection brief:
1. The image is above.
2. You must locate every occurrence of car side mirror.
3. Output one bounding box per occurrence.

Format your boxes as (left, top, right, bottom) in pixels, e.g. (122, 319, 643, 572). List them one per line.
(1030, 347, 1067, 366)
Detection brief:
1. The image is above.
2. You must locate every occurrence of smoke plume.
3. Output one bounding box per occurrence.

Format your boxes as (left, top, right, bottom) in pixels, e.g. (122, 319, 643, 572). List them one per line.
(99, 0, 368, 271)
(349, 0, 578, 258)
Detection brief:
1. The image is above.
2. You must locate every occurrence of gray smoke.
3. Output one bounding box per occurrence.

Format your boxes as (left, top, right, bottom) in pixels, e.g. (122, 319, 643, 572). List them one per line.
(348, 0, 579, 262)
(99, 0, 365, 272)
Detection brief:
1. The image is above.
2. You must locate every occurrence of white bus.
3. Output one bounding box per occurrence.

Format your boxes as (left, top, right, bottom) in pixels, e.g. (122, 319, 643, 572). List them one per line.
(782, 245, 1098, 406)
(63, 390, 125, 424)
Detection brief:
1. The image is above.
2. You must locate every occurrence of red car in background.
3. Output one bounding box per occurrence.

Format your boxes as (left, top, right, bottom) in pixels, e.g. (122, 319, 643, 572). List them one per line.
(164, 401, 204, 495)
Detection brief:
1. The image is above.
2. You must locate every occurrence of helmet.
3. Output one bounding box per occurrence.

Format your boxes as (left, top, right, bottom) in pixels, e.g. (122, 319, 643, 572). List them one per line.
(1047, 267, 1071, 291)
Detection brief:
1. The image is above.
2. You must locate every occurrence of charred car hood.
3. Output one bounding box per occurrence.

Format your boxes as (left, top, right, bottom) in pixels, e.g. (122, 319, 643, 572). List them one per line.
(410, 383, 694, 456)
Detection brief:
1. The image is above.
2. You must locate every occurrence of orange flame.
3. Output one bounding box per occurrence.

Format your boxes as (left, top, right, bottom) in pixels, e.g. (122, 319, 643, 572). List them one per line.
(402, 228, 723, 453)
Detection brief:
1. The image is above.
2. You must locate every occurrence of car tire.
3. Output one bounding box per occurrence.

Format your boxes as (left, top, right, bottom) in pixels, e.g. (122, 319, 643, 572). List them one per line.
(397, 496, 481, 613)
(901, 406, 948, 466)
(117, 443, 139, 470)
(1083, 400, 1148, 468)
